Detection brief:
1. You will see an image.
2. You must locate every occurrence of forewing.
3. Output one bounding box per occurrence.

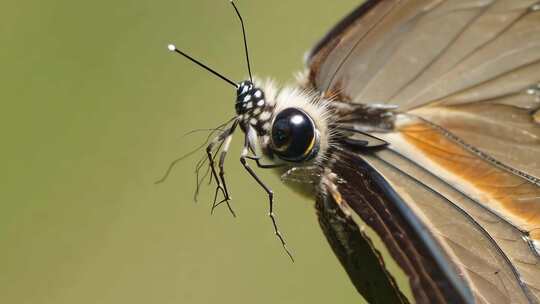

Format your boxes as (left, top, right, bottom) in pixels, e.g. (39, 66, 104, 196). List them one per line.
(307, 0, 540, 109)
(307, 0, 540, 177)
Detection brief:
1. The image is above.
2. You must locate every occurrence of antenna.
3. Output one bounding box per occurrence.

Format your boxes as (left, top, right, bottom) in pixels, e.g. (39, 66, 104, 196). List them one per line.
(229, 0, 253, 82)
(167, 44, 238, 88)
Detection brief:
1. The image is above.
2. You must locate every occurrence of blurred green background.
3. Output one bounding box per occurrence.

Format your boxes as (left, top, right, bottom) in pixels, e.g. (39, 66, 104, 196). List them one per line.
(0, 0, 364, 303)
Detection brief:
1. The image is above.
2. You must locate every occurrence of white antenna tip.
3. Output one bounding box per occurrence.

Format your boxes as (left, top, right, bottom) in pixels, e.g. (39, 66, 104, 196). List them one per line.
(167, 44, 176, 52)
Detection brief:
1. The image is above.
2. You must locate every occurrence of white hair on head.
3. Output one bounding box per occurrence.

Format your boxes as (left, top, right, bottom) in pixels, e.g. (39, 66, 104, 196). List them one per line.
(252, 75, 335, 164)
(294, 68, 311, 89)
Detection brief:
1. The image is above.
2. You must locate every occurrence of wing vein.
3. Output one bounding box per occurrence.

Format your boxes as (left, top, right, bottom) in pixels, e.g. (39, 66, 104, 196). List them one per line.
(372, 150, 535, 301)
(325, 0, 401, 93)
(387, 1, 495, 102)
(409, 7, 533, 107)
(411, 114, 540, 185)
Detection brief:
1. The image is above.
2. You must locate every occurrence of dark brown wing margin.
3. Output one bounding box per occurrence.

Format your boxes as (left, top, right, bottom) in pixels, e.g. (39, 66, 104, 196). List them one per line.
(322, 148, 474, 304)
(316, 185, 408, 304)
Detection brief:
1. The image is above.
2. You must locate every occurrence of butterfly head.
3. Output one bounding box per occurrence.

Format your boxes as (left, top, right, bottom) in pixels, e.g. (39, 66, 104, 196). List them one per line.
(235, 79, 330, 165)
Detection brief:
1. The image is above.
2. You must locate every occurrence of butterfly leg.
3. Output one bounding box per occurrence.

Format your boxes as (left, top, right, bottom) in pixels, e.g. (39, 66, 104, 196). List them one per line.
(244, 130, 283, 169)
(206, 121, 238, 217)
(215, 133, 235, 214)
(193, 153, 209, 202)
(206, 141, 232, 216)
(245, 155, 284, 169)
(240, 136, 294, 261)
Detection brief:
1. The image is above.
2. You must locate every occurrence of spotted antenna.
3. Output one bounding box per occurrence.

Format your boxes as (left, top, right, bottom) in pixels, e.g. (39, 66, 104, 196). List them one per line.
(229, 0, 253, 82)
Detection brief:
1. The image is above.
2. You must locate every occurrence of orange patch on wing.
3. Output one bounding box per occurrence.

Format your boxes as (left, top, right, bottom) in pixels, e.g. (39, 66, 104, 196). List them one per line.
(400, 122, 540, 240)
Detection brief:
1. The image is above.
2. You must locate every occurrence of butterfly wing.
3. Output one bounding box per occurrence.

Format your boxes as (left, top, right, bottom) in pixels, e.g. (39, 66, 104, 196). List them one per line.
(317, 150, 475, 303)
(316, 181, 409, 304)
(308, 0, 540, 303)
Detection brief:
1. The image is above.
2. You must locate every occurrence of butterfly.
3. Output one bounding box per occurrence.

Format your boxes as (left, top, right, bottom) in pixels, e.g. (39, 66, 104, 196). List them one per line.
(166, 1, 540, 303)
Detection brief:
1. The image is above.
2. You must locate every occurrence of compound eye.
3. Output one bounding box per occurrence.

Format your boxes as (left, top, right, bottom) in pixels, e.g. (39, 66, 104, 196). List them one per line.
(271, 108, 317, 162)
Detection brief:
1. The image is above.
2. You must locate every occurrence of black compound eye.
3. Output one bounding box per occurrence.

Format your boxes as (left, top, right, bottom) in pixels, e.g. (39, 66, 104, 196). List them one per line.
(271, 108, 317, 162)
